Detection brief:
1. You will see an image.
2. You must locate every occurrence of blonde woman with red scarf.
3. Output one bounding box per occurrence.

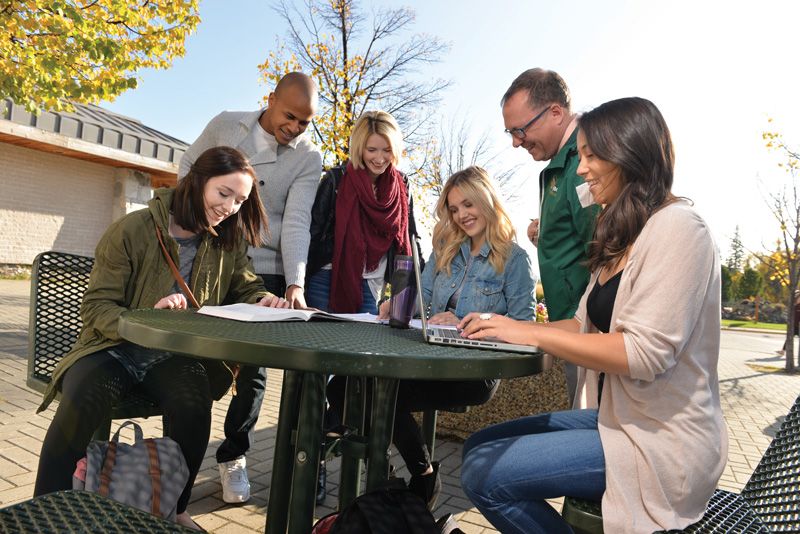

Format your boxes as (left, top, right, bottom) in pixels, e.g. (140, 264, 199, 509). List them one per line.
(306, 110, 418, 314)
(305, 111, 420, 503)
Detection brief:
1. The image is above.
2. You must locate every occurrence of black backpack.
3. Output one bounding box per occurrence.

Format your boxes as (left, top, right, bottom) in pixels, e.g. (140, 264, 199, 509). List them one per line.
(313, 478, 439, 534)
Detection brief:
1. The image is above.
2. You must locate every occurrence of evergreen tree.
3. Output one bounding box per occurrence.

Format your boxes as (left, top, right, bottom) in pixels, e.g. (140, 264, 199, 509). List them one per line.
(738, 266, 764, 300)
(721, 265, 733, 303)
(727, 226, 745, 272)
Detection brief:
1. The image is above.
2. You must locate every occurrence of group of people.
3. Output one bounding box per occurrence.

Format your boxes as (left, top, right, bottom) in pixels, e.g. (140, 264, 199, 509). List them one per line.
(32, 67, 727, 534)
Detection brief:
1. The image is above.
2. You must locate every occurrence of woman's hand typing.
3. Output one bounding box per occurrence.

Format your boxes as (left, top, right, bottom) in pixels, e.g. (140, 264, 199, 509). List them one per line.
(459, 312, 536, 346)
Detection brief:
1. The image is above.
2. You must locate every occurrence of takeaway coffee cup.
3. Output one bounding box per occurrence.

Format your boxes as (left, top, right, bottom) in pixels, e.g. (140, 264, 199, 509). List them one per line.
(389, 255, 416, 329)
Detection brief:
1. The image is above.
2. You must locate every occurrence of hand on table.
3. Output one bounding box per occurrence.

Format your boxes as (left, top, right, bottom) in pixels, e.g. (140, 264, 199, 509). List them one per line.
(258, 294, 292, 308)
(154, 293, 188, 310)
(428, 311, 459, 325)
(285, 285, 306, 309)
(377, 300, 390, 320)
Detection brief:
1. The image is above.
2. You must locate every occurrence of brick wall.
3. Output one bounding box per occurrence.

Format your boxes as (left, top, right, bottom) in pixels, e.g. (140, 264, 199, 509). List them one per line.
(0, 142, 116, 264)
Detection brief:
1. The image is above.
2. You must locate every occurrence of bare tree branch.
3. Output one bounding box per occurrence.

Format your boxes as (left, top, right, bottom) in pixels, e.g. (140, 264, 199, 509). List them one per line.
(262, 0, 451, 166)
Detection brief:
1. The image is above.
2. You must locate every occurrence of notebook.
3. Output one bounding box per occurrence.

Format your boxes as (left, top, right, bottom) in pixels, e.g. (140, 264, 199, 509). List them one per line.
(411, 239, 540, 354)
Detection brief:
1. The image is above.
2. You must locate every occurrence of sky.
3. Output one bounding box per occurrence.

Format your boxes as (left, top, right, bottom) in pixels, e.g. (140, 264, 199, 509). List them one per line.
(102, 0, 800, 272)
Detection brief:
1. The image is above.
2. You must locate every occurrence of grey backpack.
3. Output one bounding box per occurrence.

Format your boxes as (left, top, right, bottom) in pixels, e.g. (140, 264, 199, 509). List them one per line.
(74, 420, 189, 521)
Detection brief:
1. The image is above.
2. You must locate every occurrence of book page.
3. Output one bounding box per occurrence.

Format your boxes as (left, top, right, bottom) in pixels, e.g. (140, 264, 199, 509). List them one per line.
(198, 303, 316, 322)
(197, 304, 381, 324)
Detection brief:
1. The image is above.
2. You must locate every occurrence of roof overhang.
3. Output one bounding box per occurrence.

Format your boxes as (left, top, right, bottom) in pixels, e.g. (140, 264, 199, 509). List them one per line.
(0, 119, 177, 186)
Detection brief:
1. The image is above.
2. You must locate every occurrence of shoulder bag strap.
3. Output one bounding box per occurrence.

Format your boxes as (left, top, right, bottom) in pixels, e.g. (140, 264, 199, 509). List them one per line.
(154, 222, 200, 308)
(156, 221, 241, 395)
(98, 441, 118, 497)
(144, 439, 163, 517)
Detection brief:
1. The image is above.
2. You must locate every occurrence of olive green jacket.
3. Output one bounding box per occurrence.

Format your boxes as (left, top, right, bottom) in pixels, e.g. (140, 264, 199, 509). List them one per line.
(38, 188, 268, 412)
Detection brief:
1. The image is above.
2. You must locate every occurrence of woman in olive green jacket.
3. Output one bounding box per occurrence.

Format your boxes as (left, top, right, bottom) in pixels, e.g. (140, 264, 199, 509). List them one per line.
(34, 146, 288, 530)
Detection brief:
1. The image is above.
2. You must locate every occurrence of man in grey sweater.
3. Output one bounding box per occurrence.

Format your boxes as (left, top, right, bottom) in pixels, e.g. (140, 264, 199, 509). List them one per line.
(178, 72, 322, 503)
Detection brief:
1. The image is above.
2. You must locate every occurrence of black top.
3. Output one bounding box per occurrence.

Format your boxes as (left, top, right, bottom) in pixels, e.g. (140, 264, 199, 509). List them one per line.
(586, 269, 623, 404)
(587, 269, 623, 333)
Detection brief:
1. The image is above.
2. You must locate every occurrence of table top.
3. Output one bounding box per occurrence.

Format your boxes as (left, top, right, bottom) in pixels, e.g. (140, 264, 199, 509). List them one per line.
(119, 309, 550, 380)
(0, 490, 193, 533)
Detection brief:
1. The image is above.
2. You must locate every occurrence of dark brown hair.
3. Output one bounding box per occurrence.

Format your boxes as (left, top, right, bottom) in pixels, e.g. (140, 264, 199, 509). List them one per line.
(172, 146, 268, 250)
(579, 97, 675, 271)
(501, 68, 571, 111)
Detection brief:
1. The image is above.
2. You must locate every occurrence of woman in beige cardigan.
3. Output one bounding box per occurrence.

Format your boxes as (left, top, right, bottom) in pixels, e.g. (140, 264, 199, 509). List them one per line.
(459, 97, 727, 534)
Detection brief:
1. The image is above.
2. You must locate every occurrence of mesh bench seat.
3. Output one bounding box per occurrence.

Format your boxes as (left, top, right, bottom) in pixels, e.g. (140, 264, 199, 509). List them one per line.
(27, 251, 162, 440)
(562, 394, 800, 533)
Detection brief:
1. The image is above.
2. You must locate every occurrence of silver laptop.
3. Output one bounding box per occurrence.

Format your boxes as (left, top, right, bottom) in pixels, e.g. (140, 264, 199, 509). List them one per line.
(411, 239, 540, 354)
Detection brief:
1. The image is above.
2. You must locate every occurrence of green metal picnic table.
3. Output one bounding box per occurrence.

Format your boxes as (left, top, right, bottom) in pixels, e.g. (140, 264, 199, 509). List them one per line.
(118, 309, 550, 534)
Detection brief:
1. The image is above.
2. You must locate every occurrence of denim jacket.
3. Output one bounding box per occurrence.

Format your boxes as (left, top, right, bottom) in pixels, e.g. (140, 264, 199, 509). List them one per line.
(421, 240, 536, 320)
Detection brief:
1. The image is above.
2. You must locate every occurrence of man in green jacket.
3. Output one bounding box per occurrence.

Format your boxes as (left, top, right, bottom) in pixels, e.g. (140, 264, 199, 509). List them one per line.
(501, 68, 600, 404)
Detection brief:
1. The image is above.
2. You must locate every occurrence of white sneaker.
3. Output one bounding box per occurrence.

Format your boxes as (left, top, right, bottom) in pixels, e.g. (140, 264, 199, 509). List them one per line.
(218, 456, 250, 503)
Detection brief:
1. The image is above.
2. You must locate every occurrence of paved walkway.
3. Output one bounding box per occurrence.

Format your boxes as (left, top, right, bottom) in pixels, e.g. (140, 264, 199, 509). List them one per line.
(1, 279, 798, 532)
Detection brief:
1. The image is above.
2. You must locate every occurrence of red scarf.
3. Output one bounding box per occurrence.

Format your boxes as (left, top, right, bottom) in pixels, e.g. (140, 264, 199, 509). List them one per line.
(329, 162, 411, 312)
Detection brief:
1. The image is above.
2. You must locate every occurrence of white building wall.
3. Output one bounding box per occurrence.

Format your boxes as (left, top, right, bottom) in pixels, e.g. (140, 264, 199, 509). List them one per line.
(0, 142, 150, 264)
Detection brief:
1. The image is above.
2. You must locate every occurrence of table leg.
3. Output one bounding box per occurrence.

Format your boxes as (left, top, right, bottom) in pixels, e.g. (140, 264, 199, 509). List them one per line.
(338, 376, 367, 509)
(287, 372, 325, 534)
(266, 370, 302, 534)
(365, 377, 399, 490)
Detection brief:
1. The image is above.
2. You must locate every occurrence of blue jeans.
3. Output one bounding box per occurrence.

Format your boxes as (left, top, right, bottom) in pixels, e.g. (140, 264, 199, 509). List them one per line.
(461, 409, 606, 534)
(305, 269, 378, 314)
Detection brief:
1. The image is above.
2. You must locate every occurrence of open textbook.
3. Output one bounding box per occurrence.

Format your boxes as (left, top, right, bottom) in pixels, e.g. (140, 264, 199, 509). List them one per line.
(197, 303, 380, 324)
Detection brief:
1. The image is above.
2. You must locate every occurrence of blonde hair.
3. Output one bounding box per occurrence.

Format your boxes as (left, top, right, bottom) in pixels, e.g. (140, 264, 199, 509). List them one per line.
(349, 111, 404, 169)
(432, 166, 516, 275)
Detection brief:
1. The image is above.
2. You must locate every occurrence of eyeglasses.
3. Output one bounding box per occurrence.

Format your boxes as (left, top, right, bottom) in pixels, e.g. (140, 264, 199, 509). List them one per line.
(504, 105, 551, 139)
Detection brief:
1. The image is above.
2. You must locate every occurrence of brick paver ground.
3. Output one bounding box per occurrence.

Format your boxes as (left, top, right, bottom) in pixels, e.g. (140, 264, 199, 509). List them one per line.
(1, 279, 797, 532)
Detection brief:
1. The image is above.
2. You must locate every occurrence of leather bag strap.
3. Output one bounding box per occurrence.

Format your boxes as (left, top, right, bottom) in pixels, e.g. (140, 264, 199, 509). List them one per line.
(98, 441, 118, 497)
(156, 221, 241, 396)
(144, 439, 163, 517)
(155, 222, 200, 308)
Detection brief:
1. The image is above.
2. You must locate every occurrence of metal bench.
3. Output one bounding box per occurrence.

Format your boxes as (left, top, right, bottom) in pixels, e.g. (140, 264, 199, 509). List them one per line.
(0, 490, 193, 533)
(562, 393, 800, 533)
(27, 250, 161, 440)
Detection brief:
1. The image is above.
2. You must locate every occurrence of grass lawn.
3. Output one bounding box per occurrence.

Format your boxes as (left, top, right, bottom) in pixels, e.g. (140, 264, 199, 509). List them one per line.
(721, 319, 786, 332)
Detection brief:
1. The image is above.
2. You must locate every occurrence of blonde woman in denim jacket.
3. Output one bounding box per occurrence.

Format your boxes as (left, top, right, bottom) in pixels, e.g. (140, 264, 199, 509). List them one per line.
(346, 166, 536, 508)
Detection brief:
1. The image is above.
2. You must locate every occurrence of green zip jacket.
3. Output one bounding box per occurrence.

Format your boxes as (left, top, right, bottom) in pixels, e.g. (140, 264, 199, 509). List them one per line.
(538, 129, 600, 321)
(38, 188, 268, 412)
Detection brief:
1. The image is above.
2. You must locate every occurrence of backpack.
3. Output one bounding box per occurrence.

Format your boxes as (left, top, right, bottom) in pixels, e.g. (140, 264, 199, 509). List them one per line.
(312, 478, 439, 534)
(73, 420, 189, 521)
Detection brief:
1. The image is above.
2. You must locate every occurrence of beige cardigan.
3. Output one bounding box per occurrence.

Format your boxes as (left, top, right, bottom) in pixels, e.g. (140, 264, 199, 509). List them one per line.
(574, 201, 728, 533)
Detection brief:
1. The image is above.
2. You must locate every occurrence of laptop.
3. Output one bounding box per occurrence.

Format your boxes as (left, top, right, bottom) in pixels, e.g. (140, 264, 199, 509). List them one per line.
(410, 239, 540, 354)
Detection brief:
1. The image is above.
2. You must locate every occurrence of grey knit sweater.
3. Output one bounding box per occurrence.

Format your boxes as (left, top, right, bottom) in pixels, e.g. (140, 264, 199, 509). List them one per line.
(178, 109, 322, 287)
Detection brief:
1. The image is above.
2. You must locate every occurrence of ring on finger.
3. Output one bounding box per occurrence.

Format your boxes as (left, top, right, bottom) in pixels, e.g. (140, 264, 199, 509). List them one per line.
(479, 313, 493, 321)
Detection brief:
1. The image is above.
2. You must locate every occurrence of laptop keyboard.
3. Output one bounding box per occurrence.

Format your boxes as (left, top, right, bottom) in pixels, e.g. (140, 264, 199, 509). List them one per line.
(431, 327, 461, 339)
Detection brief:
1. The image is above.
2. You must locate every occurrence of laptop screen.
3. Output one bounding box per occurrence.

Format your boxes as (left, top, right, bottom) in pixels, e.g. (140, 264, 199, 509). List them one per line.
(411, 238, 429, 336)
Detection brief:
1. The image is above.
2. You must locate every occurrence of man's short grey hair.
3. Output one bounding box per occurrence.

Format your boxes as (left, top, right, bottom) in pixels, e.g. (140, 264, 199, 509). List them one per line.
(501, 68, 571, 112)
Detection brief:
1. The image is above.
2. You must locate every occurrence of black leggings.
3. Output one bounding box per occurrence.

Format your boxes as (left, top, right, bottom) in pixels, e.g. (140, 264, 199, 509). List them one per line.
(327, 377, 498, 476)
(34, 350, 212, 514)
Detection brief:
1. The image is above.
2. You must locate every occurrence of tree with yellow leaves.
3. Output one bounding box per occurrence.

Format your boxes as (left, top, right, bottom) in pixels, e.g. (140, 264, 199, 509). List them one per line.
(258, 0, 450, 167)
(0, 1, 199, 113)
(756, 126, 800, 371)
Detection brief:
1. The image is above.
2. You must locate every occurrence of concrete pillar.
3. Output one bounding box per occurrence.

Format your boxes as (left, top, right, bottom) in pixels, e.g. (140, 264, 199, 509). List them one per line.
(112, 168, 152, 222)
